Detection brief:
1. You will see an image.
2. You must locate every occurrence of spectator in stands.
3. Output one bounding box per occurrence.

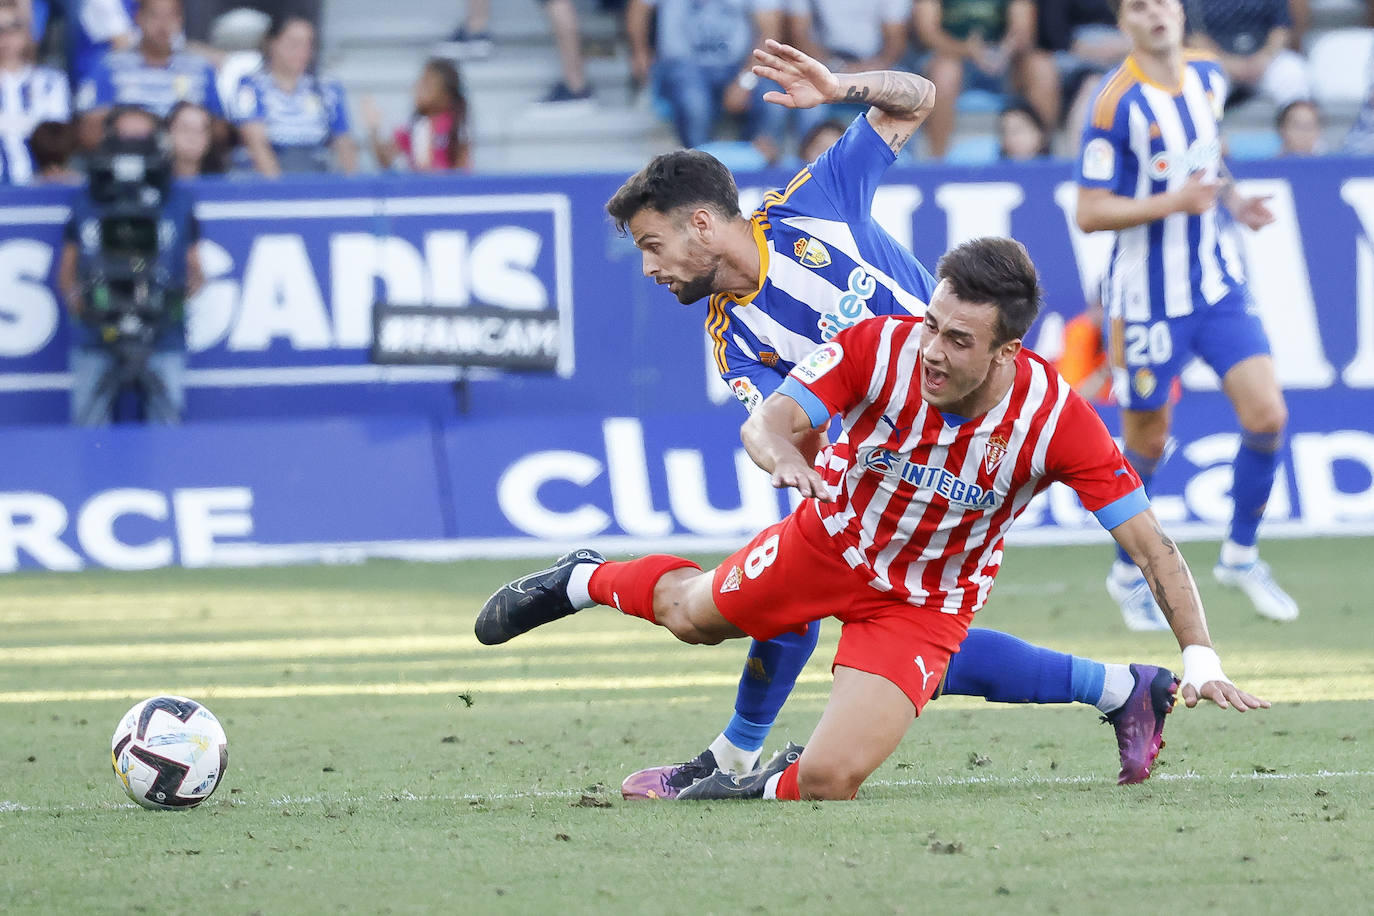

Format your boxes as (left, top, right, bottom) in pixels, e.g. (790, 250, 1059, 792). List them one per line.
(997, 96, 1051, 159)
(798, 117, 846, 162)
(169, 99, 229, 176)
(1276, 98, 1322, 156)
(233, 13, 356, 176)
(1034, 0, 1127, 149)
(1185, 0, 1311, 108)
(75, 0, 223, 150)
(58, 105, 201, 426)
(0, 0, 69, 185)
(1342, 87, 1374, 155)
(67, 0, 137, 85)
(539, 0, 594, 105)
(786, 0, 909, 139)
(912, 0, 1056, 159)
(28, 118, 80, 182)
(626, 0, 785, 153)
(363, 58, 472, 172)
(438, 0, 492, 60)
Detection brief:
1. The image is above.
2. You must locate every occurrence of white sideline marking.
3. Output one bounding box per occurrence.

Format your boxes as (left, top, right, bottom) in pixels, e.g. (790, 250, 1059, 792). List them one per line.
(4, 770, 1370, 814)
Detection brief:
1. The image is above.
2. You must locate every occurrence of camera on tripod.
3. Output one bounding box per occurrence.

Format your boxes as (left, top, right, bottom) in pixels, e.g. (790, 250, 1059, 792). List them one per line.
(77, 132, 180, 349)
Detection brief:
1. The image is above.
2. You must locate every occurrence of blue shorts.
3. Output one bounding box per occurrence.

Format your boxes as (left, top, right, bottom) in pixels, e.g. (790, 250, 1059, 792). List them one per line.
(1107, 288, 1271, 410)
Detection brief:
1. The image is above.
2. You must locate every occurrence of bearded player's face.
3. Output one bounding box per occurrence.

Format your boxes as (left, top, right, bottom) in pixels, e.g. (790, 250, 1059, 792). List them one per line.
(629, 207, 722, 305)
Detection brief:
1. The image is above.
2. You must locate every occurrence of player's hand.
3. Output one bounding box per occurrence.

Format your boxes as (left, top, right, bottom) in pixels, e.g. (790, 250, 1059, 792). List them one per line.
(769, 457, 833, 501)
(1172, 172, 1220, 215)
(1180, 679, 1270, 712)
(1233, 193, 1275, 231)
(751, 39, 840, 110)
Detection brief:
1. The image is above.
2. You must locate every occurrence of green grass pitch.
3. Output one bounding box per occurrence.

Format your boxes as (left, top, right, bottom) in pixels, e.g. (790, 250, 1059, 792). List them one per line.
(2, 537, 1371, 914)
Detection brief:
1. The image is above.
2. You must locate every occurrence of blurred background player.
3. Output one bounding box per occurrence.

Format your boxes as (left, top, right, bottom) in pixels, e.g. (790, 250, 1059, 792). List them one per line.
(1076, 0, 1299, 629)
(601, 41, 1187, 799)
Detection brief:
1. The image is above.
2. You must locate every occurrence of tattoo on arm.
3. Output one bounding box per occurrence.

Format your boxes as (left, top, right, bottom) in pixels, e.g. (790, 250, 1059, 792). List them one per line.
(849, 70, 933, 152)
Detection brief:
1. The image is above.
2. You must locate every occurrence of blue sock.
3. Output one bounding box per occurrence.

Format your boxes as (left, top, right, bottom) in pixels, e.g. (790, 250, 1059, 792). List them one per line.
(1229, 430, 1282, 549)
(722, 622, 821, 752)
(1116, 447, 1161, 566)
(943, 628, 1104, 706)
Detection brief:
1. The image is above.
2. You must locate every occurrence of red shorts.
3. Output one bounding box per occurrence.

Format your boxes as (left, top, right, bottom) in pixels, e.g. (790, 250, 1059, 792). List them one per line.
(711, 504, 972, 711)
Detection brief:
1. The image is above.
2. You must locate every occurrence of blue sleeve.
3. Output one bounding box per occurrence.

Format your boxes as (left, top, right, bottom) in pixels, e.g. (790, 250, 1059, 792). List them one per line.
(200, 63, 223, 117)
(1092, 487, 1150, 530)
(1076, 73, 1133, 195)
(776, 376, 831, 428)
(232, 75, 263, 123)
(806, 114, 896, 223)
(325, 80, 350, 136)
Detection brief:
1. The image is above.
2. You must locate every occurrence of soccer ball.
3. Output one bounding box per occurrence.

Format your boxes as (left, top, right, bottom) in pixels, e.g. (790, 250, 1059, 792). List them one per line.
(110, 696, 229, 810)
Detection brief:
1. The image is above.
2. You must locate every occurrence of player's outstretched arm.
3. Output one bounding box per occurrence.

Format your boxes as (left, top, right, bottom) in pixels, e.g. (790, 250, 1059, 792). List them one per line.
(750, 38, 935, 156)
(741, 393, 833, 502)
(1110, 509, 1270, 712)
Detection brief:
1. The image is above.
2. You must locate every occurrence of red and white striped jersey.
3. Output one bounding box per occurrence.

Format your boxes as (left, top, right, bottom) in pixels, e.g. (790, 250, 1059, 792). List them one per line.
(776, 315, 1147, 615)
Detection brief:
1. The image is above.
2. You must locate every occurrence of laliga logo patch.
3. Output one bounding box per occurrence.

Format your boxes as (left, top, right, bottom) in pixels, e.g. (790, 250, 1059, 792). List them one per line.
(983, 435, 1008, 474)
(719, 565, 742, 594)
(793, 342, 843, 382)
(1133, 367, 1157, 398)
(1081, 137, 1115, 182)
(730, 376, 762, 413)
(793, 237, 832, 269)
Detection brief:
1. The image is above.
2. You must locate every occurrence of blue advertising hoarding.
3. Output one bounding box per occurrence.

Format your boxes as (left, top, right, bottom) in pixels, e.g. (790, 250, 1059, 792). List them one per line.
(1, 159, 1372, 570)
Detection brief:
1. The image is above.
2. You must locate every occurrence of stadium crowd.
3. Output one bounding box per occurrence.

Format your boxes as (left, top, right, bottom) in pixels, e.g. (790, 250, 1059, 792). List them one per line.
(2, 0, 1373, 185)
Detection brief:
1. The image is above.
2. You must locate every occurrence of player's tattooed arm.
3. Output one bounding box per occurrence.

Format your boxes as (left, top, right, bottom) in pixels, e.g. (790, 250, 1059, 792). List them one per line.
(1112, 511, 1213, 648)
(750, 40, 934, 155)
(843, 70, 937, 155)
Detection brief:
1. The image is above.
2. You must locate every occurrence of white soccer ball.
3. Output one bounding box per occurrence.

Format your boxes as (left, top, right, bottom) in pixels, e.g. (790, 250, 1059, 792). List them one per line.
(110, 696, 229, 810)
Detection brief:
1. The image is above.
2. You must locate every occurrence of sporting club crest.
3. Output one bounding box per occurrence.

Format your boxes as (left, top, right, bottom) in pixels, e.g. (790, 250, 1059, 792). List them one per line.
(984, 434, 1008, 474)
(719, 565, 742, 594)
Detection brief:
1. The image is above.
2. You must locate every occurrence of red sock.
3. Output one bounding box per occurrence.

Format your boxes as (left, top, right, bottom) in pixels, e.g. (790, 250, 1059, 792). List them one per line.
(588, 555, 700, 623)
(774, 761, 801, 801)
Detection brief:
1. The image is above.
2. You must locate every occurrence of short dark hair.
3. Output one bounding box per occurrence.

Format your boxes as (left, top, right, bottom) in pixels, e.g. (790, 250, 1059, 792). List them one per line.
(605, 149, 742, 234)
(1276, 98, 1319, 130)
(28, 120, 76, 171)
(1106, 0, 1121, 16)
(935, 237, 1043, 345)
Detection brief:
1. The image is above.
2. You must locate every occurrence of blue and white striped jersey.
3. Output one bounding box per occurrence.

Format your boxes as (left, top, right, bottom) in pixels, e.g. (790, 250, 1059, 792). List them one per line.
(708, 114, 936, 413)
(76, 48, 223, 118)
(232, 69, 350, 149)
(0, 65, 70, 185)
(1076, 53, 1247, 324)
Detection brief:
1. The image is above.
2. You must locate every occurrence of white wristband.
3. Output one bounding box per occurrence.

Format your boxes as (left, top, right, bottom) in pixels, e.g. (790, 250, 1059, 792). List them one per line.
(1181, 644, 1228, 691)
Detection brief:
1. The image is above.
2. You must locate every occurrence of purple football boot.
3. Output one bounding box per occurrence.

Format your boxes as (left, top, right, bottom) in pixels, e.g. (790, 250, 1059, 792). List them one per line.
(1105, 663, 1180, 785)
(621, 749, 722, 800)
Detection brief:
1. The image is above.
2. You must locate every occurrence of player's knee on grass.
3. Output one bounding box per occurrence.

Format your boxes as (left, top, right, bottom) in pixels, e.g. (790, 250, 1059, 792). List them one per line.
(796, 751, 872, 801)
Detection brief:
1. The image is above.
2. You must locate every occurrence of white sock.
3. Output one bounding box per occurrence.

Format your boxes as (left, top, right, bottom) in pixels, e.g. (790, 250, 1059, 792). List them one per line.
(1219, 540, 1259, 568)
(565, 563, 598, 610)
(1096, 663, 1136, 714)
(762, 772, 783, 800)
(708, 732, 762, 775)
(1111, 560, 1141, 584)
